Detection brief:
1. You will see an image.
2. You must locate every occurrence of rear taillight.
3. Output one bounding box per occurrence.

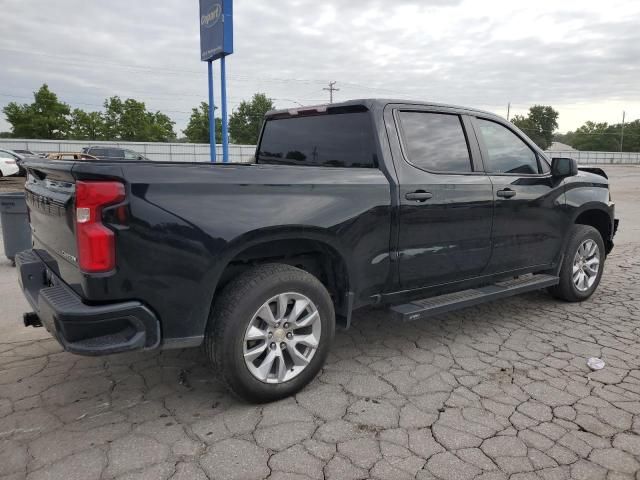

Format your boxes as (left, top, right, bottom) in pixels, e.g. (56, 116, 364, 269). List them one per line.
(75, 181, 125, 273)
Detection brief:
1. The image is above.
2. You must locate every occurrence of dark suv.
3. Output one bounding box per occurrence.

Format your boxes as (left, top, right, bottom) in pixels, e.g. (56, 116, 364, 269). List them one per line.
(81, 146, 148, 161)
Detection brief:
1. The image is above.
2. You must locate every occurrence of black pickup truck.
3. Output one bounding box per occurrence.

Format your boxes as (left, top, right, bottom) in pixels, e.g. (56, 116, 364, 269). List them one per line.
(17, 99, 617, 402)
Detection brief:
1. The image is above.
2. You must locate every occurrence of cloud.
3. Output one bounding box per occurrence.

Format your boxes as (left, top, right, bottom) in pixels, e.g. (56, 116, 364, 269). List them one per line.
(0, 0, 639, 133)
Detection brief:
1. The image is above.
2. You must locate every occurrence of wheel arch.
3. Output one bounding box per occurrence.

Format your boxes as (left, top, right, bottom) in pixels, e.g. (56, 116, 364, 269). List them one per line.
(208, 228, 355, 328)
(572, 205, 614, 254)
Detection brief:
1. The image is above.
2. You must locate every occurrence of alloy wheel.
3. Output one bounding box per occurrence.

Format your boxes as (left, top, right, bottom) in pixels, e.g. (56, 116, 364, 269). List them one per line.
(572, 239, 600, 292)
(243, 292, 321, 383)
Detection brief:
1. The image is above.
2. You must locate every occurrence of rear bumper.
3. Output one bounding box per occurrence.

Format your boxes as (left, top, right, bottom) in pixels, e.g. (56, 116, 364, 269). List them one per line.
(16, 250, 160, 356)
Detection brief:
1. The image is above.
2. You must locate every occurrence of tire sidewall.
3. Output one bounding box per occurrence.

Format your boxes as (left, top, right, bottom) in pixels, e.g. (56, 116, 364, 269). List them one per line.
(563, 226, 605, 301)
(219, 270, 334, 402)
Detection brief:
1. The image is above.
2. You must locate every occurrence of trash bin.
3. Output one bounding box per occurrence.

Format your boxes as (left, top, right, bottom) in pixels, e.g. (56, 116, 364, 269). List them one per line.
(0, 192, 32, 265)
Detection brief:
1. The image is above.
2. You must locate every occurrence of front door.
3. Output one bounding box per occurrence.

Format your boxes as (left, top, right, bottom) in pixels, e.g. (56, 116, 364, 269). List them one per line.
(393, 109, 494, 289)
(472, 117, 567, 273)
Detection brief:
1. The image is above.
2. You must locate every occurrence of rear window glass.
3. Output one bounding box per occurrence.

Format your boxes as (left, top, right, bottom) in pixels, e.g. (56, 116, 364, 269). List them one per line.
(257, 111, 377, 168)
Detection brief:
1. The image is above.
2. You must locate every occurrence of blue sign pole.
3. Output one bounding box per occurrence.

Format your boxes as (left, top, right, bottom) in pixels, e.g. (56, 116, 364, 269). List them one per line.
(207, 60, 216, 163)
(200, 0, 232, 163)
(221, 56, 229, 163)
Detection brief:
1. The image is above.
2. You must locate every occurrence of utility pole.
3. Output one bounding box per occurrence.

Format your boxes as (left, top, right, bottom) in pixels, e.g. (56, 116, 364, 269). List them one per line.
(506, 102, 511, 121)
(620, 111, 626, 152)
(323, 81, 339, 104)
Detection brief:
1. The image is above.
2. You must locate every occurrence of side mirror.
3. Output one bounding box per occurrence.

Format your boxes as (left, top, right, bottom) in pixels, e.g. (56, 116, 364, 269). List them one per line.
(551, 157, 578, 178)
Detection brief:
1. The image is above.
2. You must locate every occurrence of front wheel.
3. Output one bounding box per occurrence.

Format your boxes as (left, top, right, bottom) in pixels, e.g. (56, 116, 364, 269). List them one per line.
(548, 225, 605, 302)
(204, 263, 335, 403)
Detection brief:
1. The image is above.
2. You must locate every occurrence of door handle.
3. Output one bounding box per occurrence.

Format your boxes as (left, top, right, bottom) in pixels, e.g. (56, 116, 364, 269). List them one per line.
(405, 191, 433, 202)
(496, 188, 516, 199)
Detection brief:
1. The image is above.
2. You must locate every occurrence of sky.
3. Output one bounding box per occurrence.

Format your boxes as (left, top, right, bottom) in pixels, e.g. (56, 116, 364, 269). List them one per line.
(1, 0, 639, 135)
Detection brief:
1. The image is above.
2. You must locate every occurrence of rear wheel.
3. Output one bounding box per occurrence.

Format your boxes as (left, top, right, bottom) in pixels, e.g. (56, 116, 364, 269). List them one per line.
(204, 263, 335, 403)
(548, 225, 605, 302)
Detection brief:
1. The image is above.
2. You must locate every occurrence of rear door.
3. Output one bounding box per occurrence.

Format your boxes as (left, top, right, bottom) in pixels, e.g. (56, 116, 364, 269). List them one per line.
(391, 107, 494, 289)
(470, 116, 566, 273)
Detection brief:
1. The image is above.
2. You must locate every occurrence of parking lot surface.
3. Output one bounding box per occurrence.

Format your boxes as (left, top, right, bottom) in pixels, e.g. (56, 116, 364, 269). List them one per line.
(1, 166, 639, 480)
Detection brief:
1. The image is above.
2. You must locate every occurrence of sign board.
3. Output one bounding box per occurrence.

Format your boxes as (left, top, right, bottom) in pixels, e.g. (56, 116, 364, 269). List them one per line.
(199, 0, 233, 61)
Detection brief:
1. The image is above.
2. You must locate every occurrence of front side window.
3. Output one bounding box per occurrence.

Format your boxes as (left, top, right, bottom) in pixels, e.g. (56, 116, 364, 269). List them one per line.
(539, 156, 551, 174)
(123, 150, 138, 160)
(257, 110, 377, 168)
(398, 111, 472, 173)
(476, 119, 539, 174)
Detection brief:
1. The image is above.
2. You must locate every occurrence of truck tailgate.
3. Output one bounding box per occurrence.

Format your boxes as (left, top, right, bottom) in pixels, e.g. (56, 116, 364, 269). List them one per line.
(23, 160, 82, 292)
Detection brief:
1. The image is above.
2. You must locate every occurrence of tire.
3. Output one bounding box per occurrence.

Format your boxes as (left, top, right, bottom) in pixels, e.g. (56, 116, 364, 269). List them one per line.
(204, 263, 335, 403)
(548, 225, 605, 302)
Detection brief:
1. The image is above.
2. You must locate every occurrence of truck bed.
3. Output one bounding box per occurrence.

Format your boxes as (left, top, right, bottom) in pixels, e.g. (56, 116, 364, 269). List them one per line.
(22, 157, 392, 347)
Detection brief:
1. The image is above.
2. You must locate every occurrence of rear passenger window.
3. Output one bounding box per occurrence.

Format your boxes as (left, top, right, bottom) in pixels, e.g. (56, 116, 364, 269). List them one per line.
(257, 110, 377, 168)
(90, 148, 107, 157)
(476, 119, 539, 174)
(398, 112, 472, 173)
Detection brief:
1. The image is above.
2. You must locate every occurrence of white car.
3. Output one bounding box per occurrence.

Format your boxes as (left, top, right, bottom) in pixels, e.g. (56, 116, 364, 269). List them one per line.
(0, 155, 20, 177)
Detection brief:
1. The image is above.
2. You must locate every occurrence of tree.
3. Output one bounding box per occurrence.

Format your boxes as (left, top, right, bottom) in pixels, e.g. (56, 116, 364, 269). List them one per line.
(511, 105, 559, 150)
(183, 102, 223, 143)
(557, 119, 640, 152)
(620, 120, 640, 152)
(568, 122, 618, 151)
(145, 111, 176, 142)
(2, 84, 70, 138)
(229, 93, 275, 144)
(102, 96, 175, 141)
(69, 109, 104, 140)
(2, 83, 181, 142)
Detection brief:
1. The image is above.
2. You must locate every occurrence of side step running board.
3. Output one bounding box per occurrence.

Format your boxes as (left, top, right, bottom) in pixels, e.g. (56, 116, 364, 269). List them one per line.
(390, 274, 559, 322)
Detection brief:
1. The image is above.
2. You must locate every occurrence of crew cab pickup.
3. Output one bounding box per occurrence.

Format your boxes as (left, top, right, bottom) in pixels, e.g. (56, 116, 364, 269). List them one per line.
(17, 99, 617, 402)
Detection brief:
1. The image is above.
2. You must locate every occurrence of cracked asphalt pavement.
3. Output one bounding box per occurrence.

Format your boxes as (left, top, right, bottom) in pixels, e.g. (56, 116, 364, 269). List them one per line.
(1, 165, 640, 480)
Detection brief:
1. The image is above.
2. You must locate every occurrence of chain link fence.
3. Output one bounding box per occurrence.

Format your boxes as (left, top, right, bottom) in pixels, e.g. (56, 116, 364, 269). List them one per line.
(1, 139, 639, 165)
(546, 150, 640, 164)
(0, 139, 256, 163)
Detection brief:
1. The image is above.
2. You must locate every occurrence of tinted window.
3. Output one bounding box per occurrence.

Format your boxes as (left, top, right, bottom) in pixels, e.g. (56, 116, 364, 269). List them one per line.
(1, 150, 19, 159)
(257, 111, 377, 168)
(477, 119, 539, 174)
(398, 112, 472, 172)
(539, 156, 551, 174)
(89, 148, 108, 158)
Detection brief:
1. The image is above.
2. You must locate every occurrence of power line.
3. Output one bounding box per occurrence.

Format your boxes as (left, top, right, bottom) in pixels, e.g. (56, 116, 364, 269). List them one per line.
(0, 92, 319, 109)
(0, 47, 341, 88)
(0, 46, 405, 96)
